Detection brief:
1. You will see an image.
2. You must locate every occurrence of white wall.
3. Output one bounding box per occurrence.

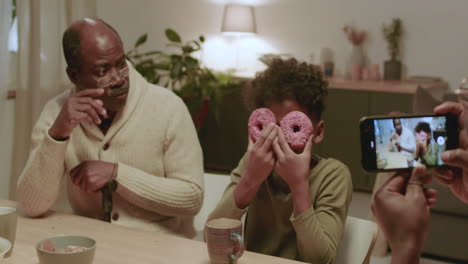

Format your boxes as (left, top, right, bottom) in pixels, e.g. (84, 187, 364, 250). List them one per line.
(97, 0, 468, 89)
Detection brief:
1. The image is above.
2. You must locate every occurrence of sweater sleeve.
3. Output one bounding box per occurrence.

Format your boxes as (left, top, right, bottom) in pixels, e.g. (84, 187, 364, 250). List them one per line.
(115, 97, 204, 217)
(290, 162, 353, 264)
(207, 156, 248, 221)
(16, 100, 68, 217)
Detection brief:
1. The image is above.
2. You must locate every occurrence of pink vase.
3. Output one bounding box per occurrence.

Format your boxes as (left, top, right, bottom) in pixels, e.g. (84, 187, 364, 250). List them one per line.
(351, 64, 362, 81)
(371, 64, 381, 80)
(362, 68, 370, 81)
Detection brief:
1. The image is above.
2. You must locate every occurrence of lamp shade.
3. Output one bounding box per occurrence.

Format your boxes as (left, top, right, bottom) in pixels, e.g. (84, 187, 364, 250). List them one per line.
(221, 4, 256, 35)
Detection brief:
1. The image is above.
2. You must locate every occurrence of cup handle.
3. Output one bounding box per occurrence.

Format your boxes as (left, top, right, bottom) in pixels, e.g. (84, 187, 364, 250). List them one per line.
(230, 232, 244, 261)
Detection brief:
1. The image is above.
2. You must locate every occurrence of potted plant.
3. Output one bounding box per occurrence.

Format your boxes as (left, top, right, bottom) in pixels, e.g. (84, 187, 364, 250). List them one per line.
(126, 29, 241, 131)
(382, 18, 403, 80)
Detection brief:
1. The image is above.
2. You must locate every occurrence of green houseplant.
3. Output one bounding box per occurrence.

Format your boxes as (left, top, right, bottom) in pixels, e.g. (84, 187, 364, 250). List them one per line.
(382, 18, 403, 80)
(126, 29, 242, 131)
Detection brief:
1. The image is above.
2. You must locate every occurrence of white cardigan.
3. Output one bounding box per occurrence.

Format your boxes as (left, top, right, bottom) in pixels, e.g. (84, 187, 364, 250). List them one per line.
(17, 65, 204, 238)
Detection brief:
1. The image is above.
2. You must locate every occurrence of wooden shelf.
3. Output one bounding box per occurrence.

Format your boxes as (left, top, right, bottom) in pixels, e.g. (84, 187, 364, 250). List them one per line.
(326, 78, 449, 94)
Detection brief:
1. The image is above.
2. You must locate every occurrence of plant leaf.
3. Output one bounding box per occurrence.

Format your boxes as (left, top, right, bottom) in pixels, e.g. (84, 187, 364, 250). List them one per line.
(199, 36, 205, 42)
(143, 51, 162, 56)
(165, 28, 182, 43)
(192, 41, 201, 49)
(170, 54, 182, 62)
(135, 34, 148, 48)
(182, 45, 194, 53)
(185, 57, 199, 69)
(171, 62, 183, 78)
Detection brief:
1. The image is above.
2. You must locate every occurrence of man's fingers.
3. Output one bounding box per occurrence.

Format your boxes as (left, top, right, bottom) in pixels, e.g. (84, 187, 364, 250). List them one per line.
(441, 149, 468, 171)
(388, 111, 408, 116)
(74, 88, 105, 98)
(381, 173, 407, 193)
(75, 104, 101, 124)
(434, 169, 455, 186)
(424, 187, 438, 208)
(77, 97, 107, 117)
(424, 188, 438, 200)
(406, 165, 427, 197)
(80, 177, 88, 192)
(434, 102, 466, 130)
(428, 198, 437, 208)
(70, 165, 81, 185)
(434, 102, 464, 116)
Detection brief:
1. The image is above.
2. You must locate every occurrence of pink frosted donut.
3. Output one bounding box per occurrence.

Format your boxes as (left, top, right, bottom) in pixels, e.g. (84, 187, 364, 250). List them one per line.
(280, 111, 313, 150)
(248, 108, 276, 142)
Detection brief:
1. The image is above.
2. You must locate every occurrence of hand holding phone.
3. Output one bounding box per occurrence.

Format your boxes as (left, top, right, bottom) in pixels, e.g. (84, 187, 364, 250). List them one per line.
(360, 114, 459, 172)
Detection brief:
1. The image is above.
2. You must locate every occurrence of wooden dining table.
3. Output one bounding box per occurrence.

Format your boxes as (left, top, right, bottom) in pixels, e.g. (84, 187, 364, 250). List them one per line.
(0, 200, 304, 264)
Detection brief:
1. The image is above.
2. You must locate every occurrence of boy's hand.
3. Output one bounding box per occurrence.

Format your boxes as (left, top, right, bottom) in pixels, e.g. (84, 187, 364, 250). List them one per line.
(273, 127, 313, 215)
(244, 124, 278, 186)
(234, 124, 278, 209)
(273, 127, 312, 190)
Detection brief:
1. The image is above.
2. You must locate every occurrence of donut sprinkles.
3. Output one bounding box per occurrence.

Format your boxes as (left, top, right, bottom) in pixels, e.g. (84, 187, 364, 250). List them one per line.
(280, 111, 313, 150)
(248, 108, 276, 142)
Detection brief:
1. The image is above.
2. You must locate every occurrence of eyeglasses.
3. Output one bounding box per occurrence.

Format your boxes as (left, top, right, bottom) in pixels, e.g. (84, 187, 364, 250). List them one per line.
(94, 66, 129, 89)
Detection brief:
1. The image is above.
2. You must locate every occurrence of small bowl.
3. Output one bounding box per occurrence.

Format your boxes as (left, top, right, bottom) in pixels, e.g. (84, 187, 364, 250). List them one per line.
(35, 235, 96, 264)
(0, 237, 12, 260)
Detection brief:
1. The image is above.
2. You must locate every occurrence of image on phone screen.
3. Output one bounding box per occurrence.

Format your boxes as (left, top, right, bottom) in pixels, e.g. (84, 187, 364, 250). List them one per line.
(373, 116, 447, 169)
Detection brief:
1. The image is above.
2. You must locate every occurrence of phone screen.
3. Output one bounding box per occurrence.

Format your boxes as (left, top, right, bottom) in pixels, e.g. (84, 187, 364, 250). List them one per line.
(372, 116, 448, 170)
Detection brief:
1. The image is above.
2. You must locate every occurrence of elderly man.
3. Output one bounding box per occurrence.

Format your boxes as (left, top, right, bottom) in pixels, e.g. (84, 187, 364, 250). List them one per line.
(389, 118, 416, 156)
(16, 18, 204, 238)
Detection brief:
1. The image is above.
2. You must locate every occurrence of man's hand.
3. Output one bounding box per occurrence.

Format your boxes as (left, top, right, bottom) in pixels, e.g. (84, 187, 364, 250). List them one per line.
(234, 124, 278, 209)
(433, 102, 468, 203)
(372, 166, 437, 264)
(70, 160, 117, 193)
(395, 141, 402, 152)
(272, 127, 313, 215)
(49, 88, 107, 140)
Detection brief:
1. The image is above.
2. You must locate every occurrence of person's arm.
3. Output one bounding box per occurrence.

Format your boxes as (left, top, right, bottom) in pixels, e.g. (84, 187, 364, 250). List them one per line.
(207, 156, 248, 221)
(290, 163, 353, 264)
(115, 98, 204, 216)
(372, 166, 437, 264)
(17, 89, 107, 217)
(389, 134, 397, 152)
(208, 124, 278, 220)
(433, 102, 468, 203)
(391, 248, 422, 264)
(16, 101, 68, 217)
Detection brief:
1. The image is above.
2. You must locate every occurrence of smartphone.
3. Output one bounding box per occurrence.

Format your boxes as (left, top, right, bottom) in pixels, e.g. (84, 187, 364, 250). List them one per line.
(360, 114, 459, 172)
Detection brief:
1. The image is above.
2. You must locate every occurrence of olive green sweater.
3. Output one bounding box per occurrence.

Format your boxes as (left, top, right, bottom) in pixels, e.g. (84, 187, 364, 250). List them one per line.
(208, 155, 352, 264)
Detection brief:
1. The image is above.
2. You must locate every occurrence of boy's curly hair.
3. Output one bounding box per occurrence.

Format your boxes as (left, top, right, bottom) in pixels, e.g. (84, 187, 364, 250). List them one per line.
(415, 121, 431, 134)
(244, 58, 328, 121)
